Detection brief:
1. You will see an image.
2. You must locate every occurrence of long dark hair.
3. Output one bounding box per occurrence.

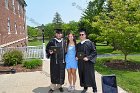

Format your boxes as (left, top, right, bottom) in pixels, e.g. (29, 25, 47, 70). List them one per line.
(66, 33, 76, 53)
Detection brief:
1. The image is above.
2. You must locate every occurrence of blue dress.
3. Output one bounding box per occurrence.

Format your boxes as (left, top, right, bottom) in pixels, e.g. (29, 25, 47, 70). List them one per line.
(65, 45, 78, 69)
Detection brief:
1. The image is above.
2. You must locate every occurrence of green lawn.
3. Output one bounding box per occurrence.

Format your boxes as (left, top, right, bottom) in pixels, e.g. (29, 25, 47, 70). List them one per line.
(96, 57, 140, 93)
(96, 45, 114, 54)
(96, 44, 140, 54)
(28, 40, 49, 46)
(28, 40, 140, 55)
(110, 55, 140, 63)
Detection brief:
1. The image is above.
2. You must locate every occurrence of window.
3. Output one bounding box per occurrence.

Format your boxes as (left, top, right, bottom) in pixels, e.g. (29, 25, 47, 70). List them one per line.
(24, 15, 26, 23)
(18, 2, 20, 16)
(15, 22, 17, 34)
(5, 0, 9, 9)
(23, 26, 24, 31)
(20, 5, 22, 15)
(12, 0, 15, 13)
(7, 17, 10, 34)
(20, 25, 21, 34)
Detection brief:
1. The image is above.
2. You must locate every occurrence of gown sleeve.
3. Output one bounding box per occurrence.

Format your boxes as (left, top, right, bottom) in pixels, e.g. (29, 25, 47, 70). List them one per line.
(86, 41, 97, 63)
(75, 43, 80, 57)
(46, 39, 55, 58)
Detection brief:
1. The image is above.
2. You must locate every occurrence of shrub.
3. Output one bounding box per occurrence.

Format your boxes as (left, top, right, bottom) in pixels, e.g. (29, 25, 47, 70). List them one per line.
(23, 59, 42, 69)
(2, 50, 23, 66)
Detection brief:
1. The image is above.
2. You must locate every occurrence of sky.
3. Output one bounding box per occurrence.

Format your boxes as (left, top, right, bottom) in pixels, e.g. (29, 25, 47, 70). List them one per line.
(25, 0, 90, 27)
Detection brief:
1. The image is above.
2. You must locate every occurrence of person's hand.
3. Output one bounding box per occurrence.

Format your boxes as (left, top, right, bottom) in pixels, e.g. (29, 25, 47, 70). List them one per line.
(49, 50, 53, 54)
(83, 57, 88, 61)
(76, 57, 78, 60)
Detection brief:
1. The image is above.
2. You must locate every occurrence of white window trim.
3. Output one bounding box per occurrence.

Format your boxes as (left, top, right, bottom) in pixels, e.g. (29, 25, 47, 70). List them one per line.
(15, 22, 17, 34)
(20, 25, 22, 34)
(12, 0, 15, 13)
(18, 2, 20, 17)
(7, 17, 11, 34)
(5, 0, 9, 10)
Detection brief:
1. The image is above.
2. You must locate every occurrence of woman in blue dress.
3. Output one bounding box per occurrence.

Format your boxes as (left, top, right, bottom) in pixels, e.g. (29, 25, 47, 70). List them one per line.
(65, 33, 78, 92)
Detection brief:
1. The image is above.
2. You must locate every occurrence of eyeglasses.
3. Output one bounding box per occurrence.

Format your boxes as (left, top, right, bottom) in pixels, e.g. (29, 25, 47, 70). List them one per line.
(80, 34, 85, 36)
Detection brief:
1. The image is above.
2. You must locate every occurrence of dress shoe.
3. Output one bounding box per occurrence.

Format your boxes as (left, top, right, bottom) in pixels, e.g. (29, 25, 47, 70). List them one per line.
(59, 87, 64, 92)
(81, 89, 87, 93)
(48, 89, 54, 93)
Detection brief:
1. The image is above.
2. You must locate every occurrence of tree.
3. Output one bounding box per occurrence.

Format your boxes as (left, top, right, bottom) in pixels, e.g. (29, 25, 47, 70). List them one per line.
(81, 0, 106, 43)
(83, 0, 105, 22)
(44, 23, 55, 39)
(62, 23, 70, 37)
(27, 26, 39, 40)
(78, 19, 90, 34)
(52, 12, 63, 29)
(93, 0, 140, 61)
(62, 21, 79, 37)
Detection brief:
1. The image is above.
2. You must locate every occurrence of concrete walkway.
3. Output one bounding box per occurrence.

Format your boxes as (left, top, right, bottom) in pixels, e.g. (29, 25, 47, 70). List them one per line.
(0, 59, 127, 93)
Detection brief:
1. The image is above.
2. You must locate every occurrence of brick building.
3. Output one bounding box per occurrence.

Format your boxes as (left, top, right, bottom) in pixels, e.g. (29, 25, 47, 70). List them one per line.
(0, 0, 27, 48)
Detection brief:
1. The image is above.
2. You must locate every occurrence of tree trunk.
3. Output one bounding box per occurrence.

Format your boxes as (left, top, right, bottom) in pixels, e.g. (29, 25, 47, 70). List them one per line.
(107, 41, 109, 46)
(124, 54, 127, 62)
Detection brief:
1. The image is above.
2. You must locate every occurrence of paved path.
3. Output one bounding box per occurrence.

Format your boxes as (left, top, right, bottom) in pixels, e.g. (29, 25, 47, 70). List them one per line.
(97, 54, 140, 58)
(0, 59, 127, 93)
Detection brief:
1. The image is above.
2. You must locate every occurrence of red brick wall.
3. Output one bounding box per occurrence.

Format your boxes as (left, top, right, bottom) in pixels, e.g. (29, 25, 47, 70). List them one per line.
(0, 0, 27, 47)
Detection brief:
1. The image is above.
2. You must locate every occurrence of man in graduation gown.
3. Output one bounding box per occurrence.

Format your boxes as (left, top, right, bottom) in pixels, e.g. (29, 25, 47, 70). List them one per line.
(76, 30, 97, 93)
(46, 29, 66, 93)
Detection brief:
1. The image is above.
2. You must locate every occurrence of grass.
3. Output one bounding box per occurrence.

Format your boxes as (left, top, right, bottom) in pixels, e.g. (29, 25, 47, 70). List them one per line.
(96, 43, 122, 54)
(96, 45, 114, 54)
(28, 40, 49, 46)
(28, 39, 80, 46)
(96, 57, 140, 93)
(28, 40, 140, 55)
(109, 55, 140, 63)
(96, 43, 140, 54)
(23, 59, 42, 69)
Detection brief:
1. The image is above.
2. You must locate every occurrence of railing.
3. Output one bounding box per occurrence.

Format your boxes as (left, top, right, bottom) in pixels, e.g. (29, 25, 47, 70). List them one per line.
(0, 46, 43, 61)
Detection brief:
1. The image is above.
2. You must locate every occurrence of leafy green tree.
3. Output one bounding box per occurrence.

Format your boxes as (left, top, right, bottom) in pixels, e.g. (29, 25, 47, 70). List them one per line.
(81, 0, 105, 43)
(62, 21, 79, 37)
(83, 0, 105, 22)
(93, 0, 140, 61)
(52, 12, 63, 29)
(44, 23, 55, 39)
(27, 26, 39, 39)
(68, 21, 78, 34)
(62, 23, 70, 37)
(78, 19, 90, 33)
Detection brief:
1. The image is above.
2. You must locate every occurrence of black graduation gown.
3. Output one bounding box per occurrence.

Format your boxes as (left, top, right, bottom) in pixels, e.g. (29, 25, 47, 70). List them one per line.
(76, 40, 97, 87)
(46, 38, 66, 85)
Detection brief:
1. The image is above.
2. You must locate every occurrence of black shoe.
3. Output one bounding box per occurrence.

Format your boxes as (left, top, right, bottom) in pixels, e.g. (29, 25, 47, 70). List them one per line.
(48, 89, 54, 93)
(93, 90, 97, 93)
(81, 89, 87, 93)
(59, 87, 64, 92)
(93, 88, 97, 93)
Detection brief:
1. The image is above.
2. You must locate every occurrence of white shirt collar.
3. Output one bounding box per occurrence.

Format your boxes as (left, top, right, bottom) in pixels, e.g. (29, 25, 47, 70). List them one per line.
(54, 38, 63, 42)
(81, 39, 89, 44)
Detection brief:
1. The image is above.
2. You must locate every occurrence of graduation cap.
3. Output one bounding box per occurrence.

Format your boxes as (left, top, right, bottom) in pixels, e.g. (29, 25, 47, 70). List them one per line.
(55, 28, 63, 34)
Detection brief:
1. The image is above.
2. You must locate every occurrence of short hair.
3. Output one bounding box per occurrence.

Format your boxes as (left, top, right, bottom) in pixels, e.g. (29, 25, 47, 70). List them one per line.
(55, 29, 62, 34)
(79, 29, 87, 35)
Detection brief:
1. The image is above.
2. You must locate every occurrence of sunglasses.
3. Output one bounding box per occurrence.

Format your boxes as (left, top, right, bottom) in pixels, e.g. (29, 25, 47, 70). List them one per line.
(80, 34, 85, 36)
